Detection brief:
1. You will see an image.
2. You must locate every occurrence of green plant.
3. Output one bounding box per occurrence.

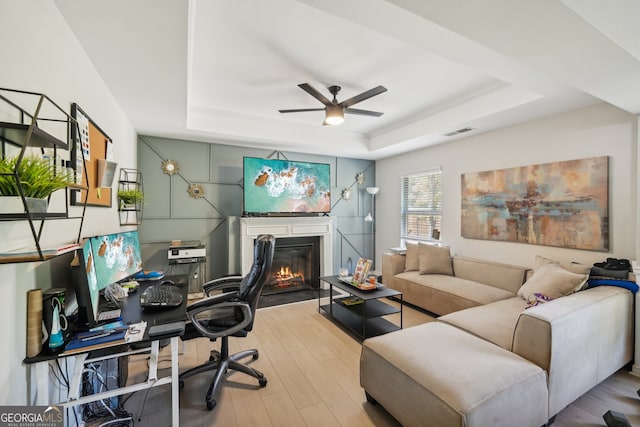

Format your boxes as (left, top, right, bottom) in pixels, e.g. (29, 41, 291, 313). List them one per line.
(117, 188, 144, 205)
(0, 156, 74, 198)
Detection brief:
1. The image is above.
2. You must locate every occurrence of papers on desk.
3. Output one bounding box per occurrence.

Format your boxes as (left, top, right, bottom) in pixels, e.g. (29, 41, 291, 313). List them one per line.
(62, 320, 147, 355)
(126, 321, 147, 343)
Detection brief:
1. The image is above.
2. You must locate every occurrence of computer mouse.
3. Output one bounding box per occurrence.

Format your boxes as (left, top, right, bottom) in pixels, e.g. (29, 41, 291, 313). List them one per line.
(160, 280, 175, 286)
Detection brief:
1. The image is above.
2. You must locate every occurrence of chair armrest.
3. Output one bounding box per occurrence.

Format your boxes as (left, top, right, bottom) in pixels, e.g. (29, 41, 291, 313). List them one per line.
(203, 275, 244, 296)
(187, 299, 252, 339)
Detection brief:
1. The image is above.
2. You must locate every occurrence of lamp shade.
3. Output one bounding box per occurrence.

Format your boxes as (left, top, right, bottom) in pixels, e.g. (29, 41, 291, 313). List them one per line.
(366, 187, 379, 195)
(364, 213, 373, 222)
(324, 104, 344, 126)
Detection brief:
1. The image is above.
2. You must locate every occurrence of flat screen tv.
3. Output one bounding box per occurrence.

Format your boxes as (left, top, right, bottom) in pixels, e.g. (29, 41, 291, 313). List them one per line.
(243, 157, 331, 215)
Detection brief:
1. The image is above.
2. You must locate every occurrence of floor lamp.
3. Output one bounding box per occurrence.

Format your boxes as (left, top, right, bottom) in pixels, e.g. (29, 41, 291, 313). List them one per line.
(365, 187, 379, 269)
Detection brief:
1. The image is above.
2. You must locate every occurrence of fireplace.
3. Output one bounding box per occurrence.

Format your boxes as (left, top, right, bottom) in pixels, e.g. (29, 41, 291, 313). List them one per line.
(234, 216, 335, 288)
(264, 236, 320, 295)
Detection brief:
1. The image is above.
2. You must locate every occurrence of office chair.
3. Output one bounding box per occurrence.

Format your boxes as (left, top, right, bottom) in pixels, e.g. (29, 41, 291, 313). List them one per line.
(179, 234, 275, 410)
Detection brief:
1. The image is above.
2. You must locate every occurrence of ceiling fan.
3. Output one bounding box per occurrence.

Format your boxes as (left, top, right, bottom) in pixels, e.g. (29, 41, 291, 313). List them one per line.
(278, 83, 387, 126)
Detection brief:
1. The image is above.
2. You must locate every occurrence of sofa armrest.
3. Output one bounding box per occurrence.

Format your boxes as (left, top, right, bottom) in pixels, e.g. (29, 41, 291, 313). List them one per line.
(512, 286, 633, 416)
(382, 253, 405, 285)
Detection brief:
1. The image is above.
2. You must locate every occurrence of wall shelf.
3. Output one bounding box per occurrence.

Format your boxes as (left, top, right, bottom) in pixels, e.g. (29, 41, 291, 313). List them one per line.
(118, 168, 143, 225)
(0, 88, 88, 262)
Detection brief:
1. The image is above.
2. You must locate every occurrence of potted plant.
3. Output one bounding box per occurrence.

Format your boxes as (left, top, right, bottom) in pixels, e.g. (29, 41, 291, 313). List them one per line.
(117, 188, 144, 210)
(0, 156, 74, 212)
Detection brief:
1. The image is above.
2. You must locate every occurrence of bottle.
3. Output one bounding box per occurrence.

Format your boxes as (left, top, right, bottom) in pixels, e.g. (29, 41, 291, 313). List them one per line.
(65, 160, 75, 180)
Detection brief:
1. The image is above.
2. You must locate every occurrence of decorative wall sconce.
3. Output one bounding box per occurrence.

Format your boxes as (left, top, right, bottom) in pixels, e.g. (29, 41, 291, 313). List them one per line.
(187, 183, 204, 198)
(341, 188, 352, 201)
(356, 172, 365, 185)
(161, 159, 179, 175)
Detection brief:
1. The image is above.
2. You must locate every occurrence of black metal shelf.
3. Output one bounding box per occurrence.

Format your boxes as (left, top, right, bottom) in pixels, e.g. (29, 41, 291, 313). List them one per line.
(0, 121, 68, 149)
(334, 297, 401, 318)
(0, 88, 88, 262)
(320, 303, 400, 339)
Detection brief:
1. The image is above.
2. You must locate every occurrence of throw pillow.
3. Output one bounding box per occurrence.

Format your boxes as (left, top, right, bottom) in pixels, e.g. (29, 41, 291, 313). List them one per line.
(534, 255, 591, 275)
(533, 255, 590, 292)
(518, 263, 588, 302)
(404, 241, 419, 271)
(418, 243, 453, 275)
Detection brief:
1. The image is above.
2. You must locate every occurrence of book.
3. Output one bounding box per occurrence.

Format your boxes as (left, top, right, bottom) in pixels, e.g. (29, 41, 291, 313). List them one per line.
(341, 296, 364, 306)
(62, 328, 127, 355)
(0, 242, 79, 262)
(352, 258, 372, 284)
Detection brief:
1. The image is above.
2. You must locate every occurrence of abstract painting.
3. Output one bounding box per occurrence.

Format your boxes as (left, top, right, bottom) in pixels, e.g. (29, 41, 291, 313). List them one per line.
(461, 156, 608, 250)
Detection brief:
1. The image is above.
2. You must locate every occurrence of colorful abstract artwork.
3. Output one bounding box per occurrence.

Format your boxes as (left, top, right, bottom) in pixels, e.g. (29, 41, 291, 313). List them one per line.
(461, 156, 608, 250)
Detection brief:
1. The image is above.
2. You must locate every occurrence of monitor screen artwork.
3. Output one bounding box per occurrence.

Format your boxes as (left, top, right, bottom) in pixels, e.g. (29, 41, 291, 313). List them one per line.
(72, 238, 101, 325)
(243, 157, 331, 214)
(89, 230, 143, 289)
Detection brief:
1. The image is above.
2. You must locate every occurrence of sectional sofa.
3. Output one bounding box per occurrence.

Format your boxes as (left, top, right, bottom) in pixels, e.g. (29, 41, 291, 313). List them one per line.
(362, 243, 634, 427)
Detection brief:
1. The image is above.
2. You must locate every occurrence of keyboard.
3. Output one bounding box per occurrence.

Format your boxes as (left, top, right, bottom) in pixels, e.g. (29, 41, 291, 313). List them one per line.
(139, 285, 183, 308)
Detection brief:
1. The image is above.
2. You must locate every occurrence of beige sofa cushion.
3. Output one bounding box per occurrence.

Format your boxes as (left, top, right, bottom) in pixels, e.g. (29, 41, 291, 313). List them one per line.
(418, 244, 453, 275)
(439, 297, 528, 350)
(517, 263, 588, 303)
(394, 272, 514, 315)
(452, 257, 529, 295)
(360, 322, 548, 427)
(404, 242, 419, 271)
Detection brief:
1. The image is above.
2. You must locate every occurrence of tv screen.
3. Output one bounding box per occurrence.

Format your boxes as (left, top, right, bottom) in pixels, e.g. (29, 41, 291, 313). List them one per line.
(243, 157, 331, 214)
(89, 230, 143, 289)
(73, 238, 101, 325)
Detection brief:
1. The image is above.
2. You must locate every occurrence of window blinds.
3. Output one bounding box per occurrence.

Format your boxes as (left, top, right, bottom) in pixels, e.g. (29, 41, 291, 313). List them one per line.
(401, 170, 442, 240)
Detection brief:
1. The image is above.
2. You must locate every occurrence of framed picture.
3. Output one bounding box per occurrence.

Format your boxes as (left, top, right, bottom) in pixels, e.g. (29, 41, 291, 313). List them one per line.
(461, 156, 608, 251)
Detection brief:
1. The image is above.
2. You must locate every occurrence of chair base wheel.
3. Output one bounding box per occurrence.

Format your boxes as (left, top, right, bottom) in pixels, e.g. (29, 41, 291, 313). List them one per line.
(206, 399, 216, 411)
(259, 377, 267, 387)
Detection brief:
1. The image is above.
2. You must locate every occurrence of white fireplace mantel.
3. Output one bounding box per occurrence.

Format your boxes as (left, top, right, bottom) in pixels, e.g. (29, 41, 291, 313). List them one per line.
(236, 216, 336, 277)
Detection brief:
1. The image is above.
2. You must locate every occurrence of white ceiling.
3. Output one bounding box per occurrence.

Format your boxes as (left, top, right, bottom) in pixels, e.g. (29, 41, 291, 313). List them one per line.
(53, 0, 640, 160)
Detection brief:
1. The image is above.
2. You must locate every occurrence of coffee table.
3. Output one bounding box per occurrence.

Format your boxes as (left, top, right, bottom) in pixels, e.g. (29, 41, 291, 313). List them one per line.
(319, 275, 403, 340)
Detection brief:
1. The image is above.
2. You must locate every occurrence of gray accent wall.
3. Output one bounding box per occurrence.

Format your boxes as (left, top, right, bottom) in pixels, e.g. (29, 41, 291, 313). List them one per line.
(137, 136, 376, 284)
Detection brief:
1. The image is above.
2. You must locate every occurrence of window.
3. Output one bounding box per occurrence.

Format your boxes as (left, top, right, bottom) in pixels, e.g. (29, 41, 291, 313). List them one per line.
(401, 170, 442, 241)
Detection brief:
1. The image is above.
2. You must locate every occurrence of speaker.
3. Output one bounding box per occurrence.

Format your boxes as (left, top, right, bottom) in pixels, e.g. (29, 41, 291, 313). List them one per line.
(603, 410, 631, 427)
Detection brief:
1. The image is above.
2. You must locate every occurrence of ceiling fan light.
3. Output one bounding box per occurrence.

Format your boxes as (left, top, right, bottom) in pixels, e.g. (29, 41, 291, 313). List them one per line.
(324, 105, 344, 126)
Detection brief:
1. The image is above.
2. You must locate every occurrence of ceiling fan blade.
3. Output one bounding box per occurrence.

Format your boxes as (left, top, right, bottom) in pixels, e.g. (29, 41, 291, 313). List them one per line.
(340, 85, 387, 108)
(345, 108, 384, 117)
(298, 83, 332, 106)
(278, 108, 325, 113)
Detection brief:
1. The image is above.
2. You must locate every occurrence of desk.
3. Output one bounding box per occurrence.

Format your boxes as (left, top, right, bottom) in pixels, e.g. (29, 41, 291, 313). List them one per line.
(25, 279, 188, 426)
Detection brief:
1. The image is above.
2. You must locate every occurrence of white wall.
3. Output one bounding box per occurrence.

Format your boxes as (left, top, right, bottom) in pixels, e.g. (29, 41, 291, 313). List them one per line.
(376, 103, 637, 269)
(0, 1, 137, 405)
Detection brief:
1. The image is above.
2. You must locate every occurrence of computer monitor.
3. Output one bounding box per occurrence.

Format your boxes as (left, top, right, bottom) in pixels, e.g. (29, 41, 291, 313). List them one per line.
(89, 230, 143, 290)
(73, 230, 143, 327)
(72, 238, 101, 326)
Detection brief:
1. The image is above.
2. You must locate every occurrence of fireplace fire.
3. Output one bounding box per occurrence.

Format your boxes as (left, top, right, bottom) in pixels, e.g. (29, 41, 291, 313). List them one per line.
(273, 266, 305, 288)
(263, 236, 320, 295)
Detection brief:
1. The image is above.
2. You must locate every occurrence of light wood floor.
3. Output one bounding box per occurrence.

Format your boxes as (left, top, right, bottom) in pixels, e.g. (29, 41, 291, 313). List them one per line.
(123, 298, 640, 426)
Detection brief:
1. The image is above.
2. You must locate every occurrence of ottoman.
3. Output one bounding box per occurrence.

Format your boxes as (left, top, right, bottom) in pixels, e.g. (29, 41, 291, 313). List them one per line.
(360, 322, 548, 427)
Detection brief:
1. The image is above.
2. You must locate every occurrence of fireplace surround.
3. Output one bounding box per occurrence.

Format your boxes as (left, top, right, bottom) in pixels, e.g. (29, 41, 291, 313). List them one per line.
(235, 216, 335, 282)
